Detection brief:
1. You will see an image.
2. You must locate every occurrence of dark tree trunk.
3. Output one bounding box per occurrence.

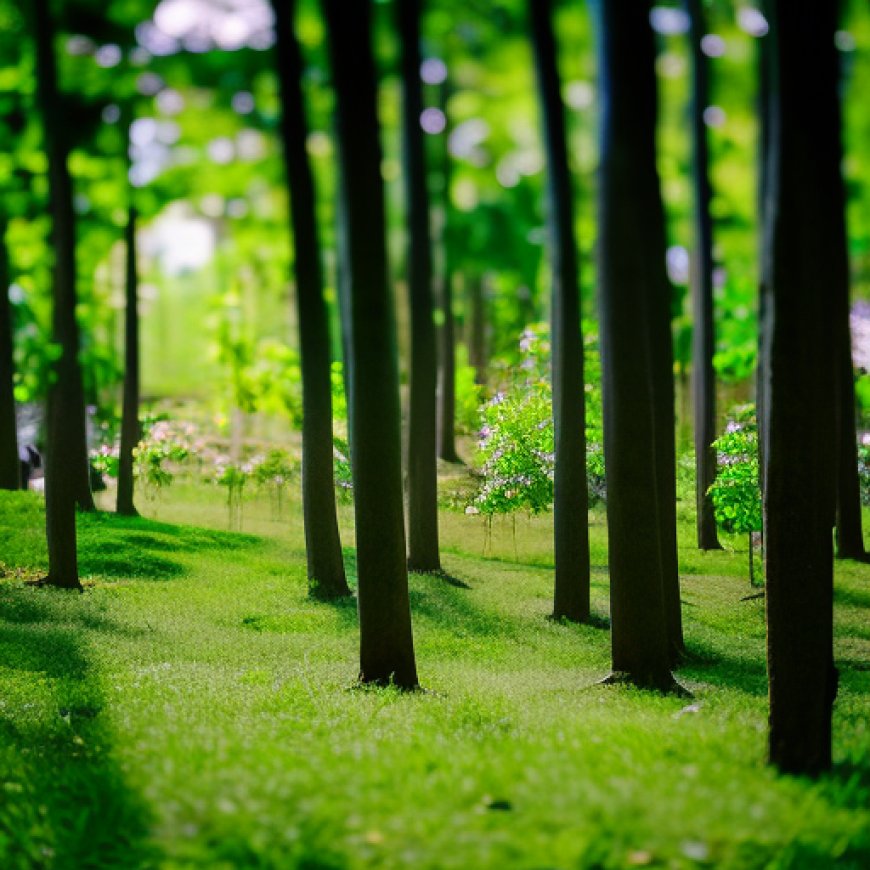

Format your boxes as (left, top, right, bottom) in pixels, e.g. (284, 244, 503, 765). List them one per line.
(437, 269, 459, 462)
(323, 0, 419, 687)
(273, 0, 350, 598)
(684, 0, 722, 552)
(762, 0, 839, 776)
(468, 275, 486, 386)
(828, 79, 865, 559)
(756, 25, 772, 497)
(594, 0, 675, 690)
(834, 327, 865, 560)
(529, 0, 590, 623)
(116, 204, 140, 517)
(33, 0, 81, 589)
(398, 0, 441, 573)
(437, 82, 459, 464)
(0, 220, 19, 490)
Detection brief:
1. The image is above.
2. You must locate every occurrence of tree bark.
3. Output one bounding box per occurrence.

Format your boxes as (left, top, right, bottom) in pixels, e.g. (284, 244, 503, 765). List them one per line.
(323, 0, 419, 687)
(33, 0, 82, 589)
(594, 0, 675, 690)
(116, 204, 140, 517)
(398, 0, 441, 573)
(272, 0, 350, 599)
(529, 0, 590, 623)
(0, 219, 19, 490)
(684, 0, 722, 551)
(762, 0, 839, 776)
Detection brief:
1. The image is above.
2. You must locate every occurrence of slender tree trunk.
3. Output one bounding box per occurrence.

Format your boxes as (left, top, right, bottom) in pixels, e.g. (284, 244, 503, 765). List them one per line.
(529, 0, 590, 623)
(437, 81, 460, 464)
(272, 0, 350, 598)
(685, 0, 722, 551)
(762, 0, 839, 776)
(594, 0, 675, 690)
(834, 326, 865, 559)
(437, 270, 459, 462)
(399, 0, 441, 573)
(116, 204, 140, 517)
(33, 0, 81, 589)
(0, 219, 19, 490)
(323, 0, 418, 687)
(828, 78, 865, 558)
(468, 275, 486, 386)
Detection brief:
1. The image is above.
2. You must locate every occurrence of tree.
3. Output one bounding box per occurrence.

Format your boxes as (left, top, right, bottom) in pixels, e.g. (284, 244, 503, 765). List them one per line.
(528, 0, 590, 622)
(761, 0, 839, 776)
(32, 0, 82, 589)
(437, 81, 460, 464)
(684, 0, 722, 551)
(115, 202, 139, 516)
(593, 0, 677, 690)
(399, 0, 441, 573)
(272, 0, 350, 599)
(323, 0, 419, 687)
(0, 218, 18, 490)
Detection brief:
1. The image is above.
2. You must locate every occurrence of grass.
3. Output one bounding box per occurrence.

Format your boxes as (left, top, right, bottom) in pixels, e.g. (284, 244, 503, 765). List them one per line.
(0, 482, 868, 869)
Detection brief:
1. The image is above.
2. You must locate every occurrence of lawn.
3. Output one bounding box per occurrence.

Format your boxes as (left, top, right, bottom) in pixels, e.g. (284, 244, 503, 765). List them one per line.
(0, 483, 868, 869)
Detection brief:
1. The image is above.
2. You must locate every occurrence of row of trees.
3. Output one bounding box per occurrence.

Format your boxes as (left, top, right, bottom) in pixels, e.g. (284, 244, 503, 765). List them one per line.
(1, 0, 865, 776)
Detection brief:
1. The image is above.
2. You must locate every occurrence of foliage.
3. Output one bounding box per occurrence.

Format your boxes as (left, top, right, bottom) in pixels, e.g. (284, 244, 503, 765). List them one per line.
(472, 327, 554, 518)
(472, 324, 604, 517)
(708, 405, 761, 537)
(250, 448, 297, 520)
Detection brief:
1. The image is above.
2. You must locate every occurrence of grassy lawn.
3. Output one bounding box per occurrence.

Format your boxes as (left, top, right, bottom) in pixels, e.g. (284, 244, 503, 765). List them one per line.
(0, 483, 868, 868)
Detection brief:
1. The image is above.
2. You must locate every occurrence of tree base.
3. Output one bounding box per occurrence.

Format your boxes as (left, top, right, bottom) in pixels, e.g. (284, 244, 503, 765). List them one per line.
(597, 670, 691, 697)
(26, 575, 83, 593)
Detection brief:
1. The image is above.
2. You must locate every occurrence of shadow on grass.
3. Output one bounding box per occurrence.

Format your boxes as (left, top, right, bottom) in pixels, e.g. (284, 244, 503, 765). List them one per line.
(0, 593, 156, 867)
(678, 637, 769, 696)
(72, 513, 260, 582)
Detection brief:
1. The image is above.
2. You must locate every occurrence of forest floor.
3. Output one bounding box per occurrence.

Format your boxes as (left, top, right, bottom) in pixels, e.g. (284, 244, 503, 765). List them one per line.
(0, 478, 868, 869)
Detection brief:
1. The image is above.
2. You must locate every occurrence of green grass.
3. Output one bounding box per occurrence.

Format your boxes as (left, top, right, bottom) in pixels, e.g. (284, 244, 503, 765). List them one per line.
(0, 484, 868, 869)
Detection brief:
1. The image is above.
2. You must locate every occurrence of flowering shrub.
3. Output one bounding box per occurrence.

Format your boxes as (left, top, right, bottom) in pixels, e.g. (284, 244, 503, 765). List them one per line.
(858, 433, 870, 505)
(250, 448, 297, 519)
(212, 457, 250, 530)
(133, 417, 197, 501)
(471, 324, 604, 520)
(332, 437, 353, 503)
(708, 404, 762, 584)
(472, 326, 554, 519)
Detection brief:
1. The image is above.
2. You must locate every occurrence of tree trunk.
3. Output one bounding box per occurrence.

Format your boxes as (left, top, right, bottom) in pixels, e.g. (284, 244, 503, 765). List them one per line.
(684, 0, 722, 552)
(0, 219, 19, 490)
(594, 0, 675, 690)
(834, 328, 865, 559)
(437, 270, 459, 462)
(323, 0, 419, 687)
(273, 0, 350, 598)
(468, 275, 486, 386)
(33, 0, 81, 589)
(116, 204, 140, 517)
(398, 0, 441, 573)
(529, 0, 590, 623)
(762, 0, 839, 776)
(437, 82, 460, 464)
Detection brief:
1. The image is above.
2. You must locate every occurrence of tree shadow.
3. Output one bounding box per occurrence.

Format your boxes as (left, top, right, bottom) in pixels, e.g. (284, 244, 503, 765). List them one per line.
(0, 593, 156, 867)
(678, 637, 769, 696)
